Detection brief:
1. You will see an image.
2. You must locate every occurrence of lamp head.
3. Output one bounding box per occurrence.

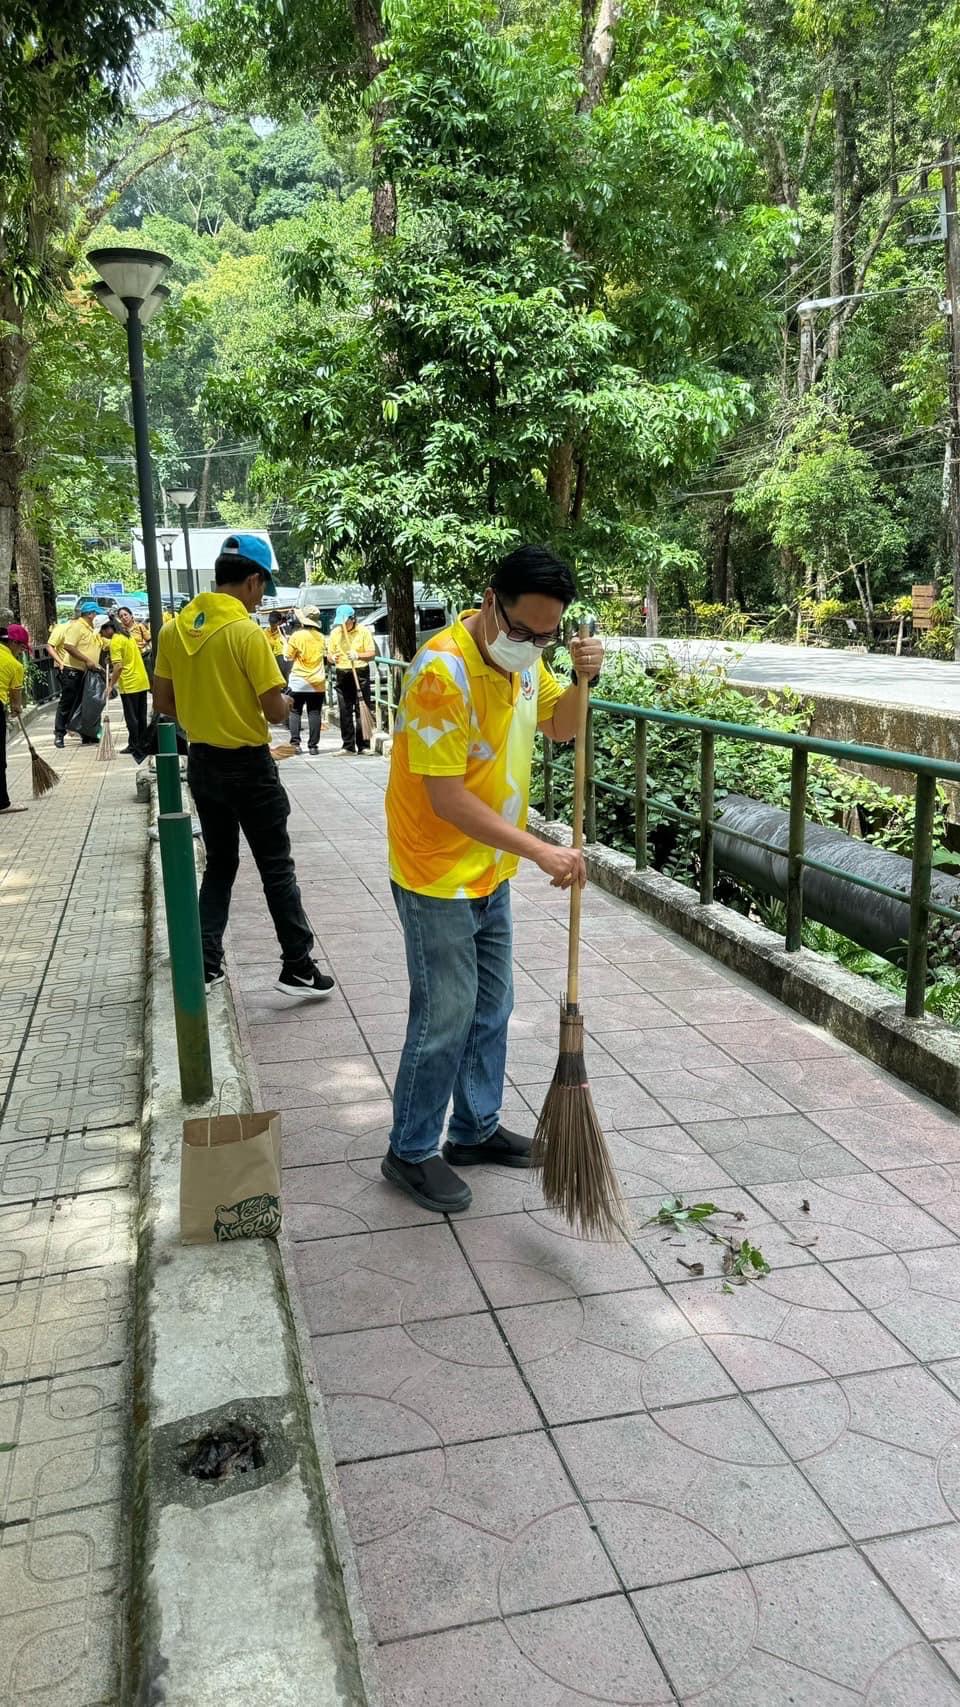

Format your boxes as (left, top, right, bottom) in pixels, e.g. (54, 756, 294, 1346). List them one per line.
(87, 245, 172, 304)
(167, 488, 197, 510)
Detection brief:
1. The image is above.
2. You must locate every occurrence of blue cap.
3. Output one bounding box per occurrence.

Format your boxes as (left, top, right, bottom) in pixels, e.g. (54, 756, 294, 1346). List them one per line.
(334, 604, 355, 626)
(78, 598, 102, 614)
(219, 534, 278, 597)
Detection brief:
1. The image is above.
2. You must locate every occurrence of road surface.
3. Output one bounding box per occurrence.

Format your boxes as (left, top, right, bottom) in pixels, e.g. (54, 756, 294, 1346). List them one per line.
(612, 636, 960, 715)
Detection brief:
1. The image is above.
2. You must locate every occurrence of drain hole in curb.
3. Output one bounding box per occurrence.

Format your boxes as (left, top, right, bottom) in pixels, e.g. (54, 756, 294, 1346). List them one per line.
(182, 1424, 265, 1482)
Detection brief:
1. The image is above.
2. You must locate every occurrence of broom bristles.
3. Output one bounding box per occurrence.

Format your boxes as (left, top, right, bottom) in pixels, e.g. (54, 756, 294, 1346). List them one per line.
(17, 717, 60, 798)
(532, 1005, 630, 1242)
(359, 697, 375, 743)
(98, 707, 115, 762)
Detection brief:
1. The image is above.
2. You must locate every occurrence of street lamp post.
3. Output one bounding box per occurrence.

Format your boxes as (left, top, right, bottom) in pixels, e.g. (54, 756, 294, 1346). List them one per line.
(166, 488, 197, 598)
(87, 247, 171, 648)
(157, 530, 178, 613)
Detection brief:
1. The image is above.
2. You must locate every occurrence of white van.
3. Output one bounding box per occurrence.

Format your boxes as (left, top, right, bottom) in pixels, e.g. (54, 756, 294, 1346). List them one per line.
(294, 582, 450, 654)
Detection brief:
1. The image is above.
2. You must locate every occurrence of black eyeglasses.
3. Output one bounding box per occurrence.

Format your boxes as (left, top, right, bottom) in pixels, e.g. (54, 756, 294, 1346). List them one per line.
(495, 595, 559, 649)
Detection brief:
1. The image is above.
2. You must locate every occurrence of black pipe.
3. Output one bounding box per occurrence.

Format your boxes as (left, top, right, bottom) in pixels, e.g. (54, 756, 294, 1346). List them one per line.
(124, 301, 164, 644)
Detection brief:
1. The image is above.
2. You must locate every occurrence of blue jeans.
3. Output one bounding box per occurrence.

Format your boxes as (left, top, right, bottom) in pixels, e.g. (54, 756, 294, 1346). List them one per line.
(389, 880, 514, 1162)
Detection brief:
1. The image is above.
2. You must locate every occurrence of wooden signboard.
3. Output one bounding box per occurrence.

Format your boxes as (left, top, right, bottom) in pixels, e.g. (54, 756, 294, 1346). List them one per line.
(912, 583, 937, 631)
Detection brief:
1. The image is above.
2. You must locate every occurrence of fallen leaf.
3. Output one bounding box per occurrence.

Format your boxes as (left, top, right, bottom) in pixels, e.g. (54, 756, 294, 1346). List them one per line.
(677, 1258, 705, 1275)
(721, 1246, 735, 1273)
(801, 1199, 811, 1213)
(721, 1283, 734, 1295)
(788, 1233, 819, 1248)
(0, 1442, 14, 1453)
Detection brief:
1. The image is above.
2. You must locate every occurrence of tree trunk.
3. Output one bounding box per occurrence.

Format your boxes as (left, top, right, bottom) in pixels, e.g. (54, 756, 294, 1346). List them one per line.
(645, 578, 659, 638)
(197, 444, 216, 526)
(578, 0, 624, 115)
(352, 0, 397, 239)
(15, 509, 46, 644)
(546, 442, 575, 522)
(826, 83, 862, 366)
(0, 285, 26, 618)
(710, 505, 733, 603)
(387, 568, 416, 660)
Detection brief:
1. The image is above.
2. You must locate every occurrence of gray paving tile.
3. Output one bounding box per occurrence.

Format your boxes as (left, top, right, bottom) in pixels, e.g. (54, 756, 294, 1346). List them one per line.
(0, 1363, 125, 1523)
(297, 1223, 485, 1334)
(0, 1190, 136, 1286)
(751, 1173, 957, 1259)
(828, 1246, 960, 1360)
(809, 1106, 960, 1171)
(866, 1525, 960, 1641)
(0, 1502, 122, 1707)
(457, 1210, 654, 1306)
(697, 1018, 846, 1063)
(0, 1267, 129, 1386)
(0, 1128, 138, 1204)
(681, 1113, 864, 1184)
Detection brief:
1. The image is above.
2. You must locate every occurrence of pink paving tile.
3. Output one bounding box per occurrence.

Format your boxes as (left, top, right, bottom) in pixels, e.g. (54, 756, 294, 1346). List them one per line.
(256, 1057, 389, 1108)
(246, 1018, 370, 1063)
(748, 1056, 907, 1110)
(619, 960, 731, 993)
(280, 1122, 391, 1169)
(496, 1288, 733, 1422)
(668, 1267, 913, 1387)
(680, 1113, 862, 1184)
(637, 1550, 939, 1707)
(633, 1065, 795, 1123)
(376, 1598, 672, 1707)
(517, 1077, 669, 1131)
(606, 1129, 736, 1198)
(654, 987, 780, 1023)
(594, 1026, 732, 1077)
(828, 1246, 960, 1360)
(283, 1161, 438, 1236)
(297, 1223, 485, 1334)
(750, 1173, 956, 1260)
(505, 1035, 621, 1085)
(882, 1162, 960, 1237)
(528, 964, 661, 1000)
(457, 1210, 654, 1306)
(337, 1432, 617, 1640)
(554, 1404, 841, 1576)
(752, 1365, 960, 1539)
(313, 1315, 539, 1461)
(865, 1525, 960, 1642)
(629, 1185, 815, 1282)
(698, 1018, 845, 1063)
(577, 994, 687, 1031)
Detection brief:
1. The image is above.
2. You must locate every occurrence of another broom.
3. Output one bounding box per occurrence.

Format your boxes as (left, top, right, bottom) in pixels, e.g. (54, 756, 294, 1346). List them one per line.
(98, 677, 115, 763)
(351, 661, 376, 748)
(532, 625, 629, 1242)
(16, 715, 60, 798)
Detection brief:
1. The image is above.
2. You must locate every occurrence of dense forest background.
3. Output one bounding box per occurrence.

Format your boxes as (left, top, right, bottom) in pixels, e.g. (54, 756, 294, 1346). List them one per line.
(4, 0, 960, 657)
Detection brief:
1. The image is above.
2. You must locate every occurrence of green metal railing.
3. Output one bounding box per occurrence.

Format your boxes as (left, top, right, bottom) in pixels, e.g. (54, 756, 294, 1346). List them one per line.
(156, 721, 213, 1102)
(373, 654, 960, 1022)
(544, 700, 960, 1022)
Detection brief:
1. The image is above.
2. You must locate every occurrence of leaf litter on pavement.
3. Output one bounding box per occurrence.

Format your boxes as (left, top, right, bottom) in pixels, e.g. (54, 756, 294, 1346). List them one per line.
(645, 1195, 771, 1289)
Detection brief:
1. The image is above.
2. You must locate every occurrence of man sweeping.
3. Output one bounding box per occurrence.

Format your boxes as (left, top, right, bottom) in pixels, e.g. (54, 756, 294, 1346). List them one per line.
(381, 544, 603, 1214)
(54, 599, 103, 748)
(327, 604, 376, 754)
(0, 623, 29, 815)
(101, 618, 150, 761)
(151, 534, 335, 1000)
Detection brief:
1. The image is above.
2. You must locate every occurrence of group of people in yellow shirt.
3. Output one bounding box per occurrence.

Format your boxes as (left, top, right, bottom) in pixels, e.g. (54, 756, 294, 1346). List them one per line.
(48, 599, 153, 758)
(263, 602, 377, 756)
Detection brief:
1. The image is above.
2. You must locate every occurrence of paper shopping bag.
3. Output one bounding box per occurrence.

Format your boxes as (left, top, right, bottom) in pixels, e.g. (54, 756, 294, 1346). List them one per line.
(180, 1111, 282, 1245)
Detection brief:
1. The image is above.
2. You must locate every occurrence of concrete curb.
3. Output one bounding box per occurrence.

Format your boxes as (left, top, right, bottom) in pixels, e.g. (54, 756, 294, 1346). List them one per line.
(131, 810, 375, 1705)
(530, 810, 960, 1115)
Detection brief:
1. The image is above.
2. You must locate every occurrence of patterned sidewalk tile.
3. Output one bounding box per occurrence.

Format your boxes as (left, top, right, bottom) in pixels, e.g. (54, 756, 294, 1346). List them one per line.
(0, 1502, 122, 1707)
(0, 1364, 125, 1524)
(0, 1128, 138, 1205)
(0, 1268, 129, 1385)
(0, 1189, 136, 1287)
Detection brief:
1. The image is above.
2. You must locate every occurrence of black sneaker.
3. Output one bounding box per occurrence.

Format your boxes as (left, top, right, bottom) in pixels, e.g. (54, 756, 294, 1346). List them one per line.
(54, 736, 65, 749)
(381, 1149, 472, 1213)
(307, 747, 319, 756)
(442, 1126, 532, 1169)
(205, 966, 225, 991)
(275, 958, 336, 999)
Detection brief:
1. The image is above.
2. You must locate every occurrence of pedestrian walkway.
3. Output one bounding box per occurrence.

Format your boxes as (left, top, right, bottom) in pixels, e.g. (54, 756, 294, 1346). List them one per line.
(0, 713, 147, 1707)
(228, 729, 960, 1707)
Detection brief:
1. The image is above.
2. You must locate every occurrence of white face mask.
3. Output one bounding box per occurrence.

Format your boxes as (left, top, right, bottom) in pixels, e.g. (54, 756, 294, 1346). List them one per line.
(485, 602, 540, 674)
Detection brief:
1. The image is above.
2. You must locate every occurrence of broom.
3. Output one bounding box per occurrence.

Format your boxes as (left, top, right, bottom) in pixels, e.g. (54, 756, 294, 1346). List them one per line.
(351, 661, 375, 748)
(532, 625, 629, 1242)
(98, 676, 115, 762)
(16, 715, 60, 798)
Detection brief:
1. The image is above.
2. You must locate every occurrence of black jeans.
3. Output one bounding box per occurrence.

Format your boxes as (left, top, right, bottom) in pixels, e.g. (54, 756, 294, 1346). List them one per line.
(336, 667, 372, 752)
(187, 743, 314, 971)
(0, 703, 8, 810)
(288, 690, 325, 751)
(120, 690, 149, 757)
(55, 668, 85, 737)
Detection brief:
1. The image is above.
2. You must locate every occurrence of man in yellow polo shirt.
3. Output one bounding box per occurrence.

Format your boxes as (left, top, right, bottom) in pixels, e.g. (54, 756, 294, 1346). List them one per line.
(0, 623, 28, 815)
(54, 599, 103, 748)
(152, 534, 335, 1000)
(327, 604, 376, 754)
(382, 544, 604, 1214)
(101, 618, 150, 761)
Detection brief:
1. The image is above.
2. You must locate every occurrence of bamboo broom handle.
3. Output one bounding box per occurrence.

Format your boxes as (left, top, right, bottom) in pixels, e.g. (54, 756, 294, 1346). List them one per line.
(565, 623, 593, 1009)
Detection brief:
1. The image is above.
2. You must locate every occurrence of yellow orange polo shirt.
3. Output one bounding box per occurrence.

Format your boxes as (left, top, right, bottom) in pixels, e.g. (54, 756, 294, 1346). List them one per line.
(386, 612, 563, 899)
(154, 592, 284, 749)
(328, 623, 375, 671)
(0, 644, 25, 707)
(61, 617, 102, 670)
(265, 625, 285, 656)
(286, 626, 326, 689)
(47, 622, 67, 666)
(109, 632, 149, 694)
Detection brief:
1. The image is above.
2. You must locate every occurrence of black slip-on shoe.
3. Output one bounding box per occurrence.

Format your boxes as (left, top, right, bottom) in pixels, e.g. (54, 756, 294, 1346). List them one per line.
(442, 1126, 533, 1169)
(381, 1149, 472, 1213)
(275, 959, 336, 999)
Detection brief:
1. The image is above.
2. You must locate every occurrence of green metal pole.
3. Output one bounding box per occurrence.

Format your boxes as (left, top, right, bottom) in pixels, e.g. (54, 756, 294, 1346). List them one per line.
(785, 746, 808, 952)
(634, 719, 648, 870)
(156, 718, 183, 815)
(699, 730, 716, 904)
(905, 771, 937, 1020)
(157, 810, 213, 1102)
(585, 705, 597, 844)
(543, 736, 555, 821)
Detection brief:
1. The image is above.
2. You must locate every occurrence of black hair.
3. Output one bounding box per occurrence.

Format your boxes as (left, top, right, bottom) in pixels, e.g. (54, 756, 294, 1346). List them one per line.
(268, 609, 280, 620)
(215, 553, 263, 587)
(117, 606, 132, 619)
(491, 544, 576, 608)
